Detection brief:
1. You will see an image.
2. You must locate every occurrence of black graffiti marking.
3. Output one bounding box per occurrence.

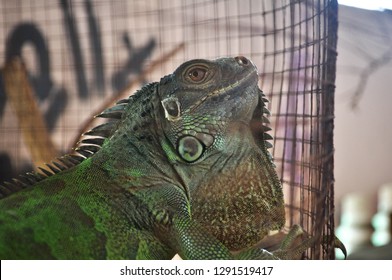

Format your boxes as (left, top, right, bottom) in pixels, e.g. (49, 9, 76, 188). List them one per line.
(3, 23, 68, 132)
(0, 0, 157, 181)
(111, 34, 156, 91)
(5, 22, 52, 101)
(60, 0, 89, 99)
(85, 0, 106, 95)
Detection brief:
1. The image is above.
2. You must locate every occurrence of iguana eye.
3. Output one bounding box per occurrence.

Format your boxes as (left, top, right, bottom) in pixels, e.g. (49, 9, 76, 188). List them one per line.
(186, 66, 208, 83)
(177, 136, 204, 163)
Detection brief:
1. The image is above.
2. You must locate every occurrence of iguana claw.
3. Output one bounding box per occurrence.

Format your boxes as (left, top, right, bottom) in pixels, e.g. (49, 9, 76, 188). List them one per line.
(333, 236, 347, 259)
(322, 235, 347, 259)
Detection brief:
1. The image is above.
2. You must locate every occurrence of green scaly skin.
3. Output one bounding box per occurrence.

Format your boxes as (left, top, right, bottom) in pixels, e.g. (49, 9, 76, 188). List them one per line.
(0, 56, 309, 259)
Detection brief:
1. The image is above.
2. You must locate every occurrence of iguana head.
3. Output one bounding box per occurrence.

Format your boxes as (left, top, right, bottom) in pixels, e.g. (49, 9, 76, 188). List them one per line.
(156, 56, 283, 251)
(157, 56, 260, 164)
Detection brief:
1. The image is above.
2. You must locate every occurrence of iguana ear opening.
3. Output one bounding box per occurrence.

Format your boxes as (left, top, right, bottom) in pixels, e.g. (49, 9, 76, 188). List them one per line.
(161, 97, 181, 121)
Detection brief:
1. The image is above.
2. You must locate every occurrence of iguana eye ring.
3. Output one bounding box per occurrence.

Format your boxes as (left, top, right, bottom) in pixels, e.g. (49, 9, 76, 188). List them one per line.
(177, 136, 205, 163)
(186, 66, 208, 83)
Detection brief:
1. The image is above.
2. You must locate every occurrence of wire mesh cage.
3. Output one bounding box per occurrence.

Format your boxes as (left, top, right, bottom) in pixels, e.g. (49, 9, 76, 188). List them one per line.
(0, 0, 338, 259)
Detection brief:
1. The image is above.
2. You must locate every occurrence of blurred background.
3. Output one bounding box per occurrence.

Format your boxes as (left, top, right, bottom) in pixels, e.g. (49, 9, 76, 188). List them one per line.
(334, 1, 392, 259)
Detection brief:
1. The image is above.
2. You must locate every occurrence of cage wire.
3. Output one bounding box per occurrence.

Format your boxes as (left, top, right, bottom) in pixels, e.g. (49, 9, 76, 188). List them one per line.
(0, 0, 338, 259)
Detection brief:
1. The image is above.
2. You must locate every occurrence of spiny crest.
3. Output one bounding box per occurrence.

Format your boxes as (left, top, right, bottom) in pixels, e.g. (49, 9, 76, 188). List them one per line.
(0, 96, 133, 199)
(248, 88, 276, 167)
(258, 89, 274, 151)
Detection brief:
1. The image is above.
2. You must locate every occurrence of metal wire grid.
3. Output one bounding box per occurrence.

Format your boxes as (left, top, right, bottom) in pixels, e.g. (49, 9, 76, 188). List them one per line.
(261, 0, 338, 259)
(0, 0, 338, 259)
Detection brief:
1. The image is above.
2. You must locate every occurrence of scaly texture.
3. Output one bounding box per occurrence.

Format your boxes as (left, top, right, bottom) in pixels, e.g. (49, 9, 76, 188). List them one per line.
(0, 56, 308, 259)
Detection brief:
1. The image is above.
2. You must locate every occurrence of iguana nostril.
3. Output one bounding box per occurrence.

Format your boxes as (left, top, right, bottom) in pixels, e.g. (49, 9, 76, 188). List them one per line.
(235, 56, 249, 66)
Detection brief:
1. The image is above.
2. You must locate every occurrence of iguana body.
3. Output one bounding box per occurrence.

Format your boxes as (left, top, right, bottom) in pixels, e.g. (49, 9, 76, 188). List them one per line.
(0, 56, 304, 259)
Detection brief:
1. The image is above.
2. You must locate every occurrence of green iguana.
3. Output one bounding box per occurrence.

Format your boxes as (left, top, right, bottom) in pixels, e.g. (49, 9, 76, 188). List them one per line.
(0, 56, 316, 259)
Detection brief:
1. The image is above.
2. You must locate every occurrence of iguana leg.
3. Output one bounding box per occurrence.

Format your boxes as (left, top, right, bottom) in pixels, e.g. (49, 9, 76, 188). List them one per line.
(171, 215, 233, 259)
(171, 220, 345, 260)
(232, 225, 310, 260)
(274, 225, 347, 259)
(171, 215, 282, 260)
(235, 225, 313, 260)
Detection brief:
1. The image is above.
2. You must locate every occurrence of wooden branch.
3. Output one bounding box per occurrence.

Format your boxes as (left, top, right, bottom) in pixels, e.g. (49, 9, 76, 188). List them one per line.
(350, 48, 392, 109)
(70, 42, 185, 148)
(2, 57, 58, 169)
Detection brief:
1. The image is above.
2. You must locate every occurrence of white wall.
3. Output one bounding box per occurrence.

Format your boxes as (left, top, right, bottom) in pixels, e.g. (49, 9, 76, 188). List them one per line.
(335, 5, 392, 216)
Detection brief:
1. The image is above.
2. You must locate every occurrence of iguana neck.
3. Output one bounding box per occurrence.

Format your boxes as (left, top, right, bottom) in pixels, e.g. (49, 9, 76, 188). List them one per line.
(86, 84, 190, 203)
(89, 98, 253, 200)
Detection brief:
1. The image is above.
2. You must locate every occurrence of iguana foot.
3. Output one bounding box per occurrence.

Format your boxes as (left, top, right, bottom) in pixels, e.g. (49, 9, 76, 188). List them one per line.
(273, 224, 314, 260)
(236, 225, 346, 260)
(273, 225, 347, 259)
(235, 224, 312, 260)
